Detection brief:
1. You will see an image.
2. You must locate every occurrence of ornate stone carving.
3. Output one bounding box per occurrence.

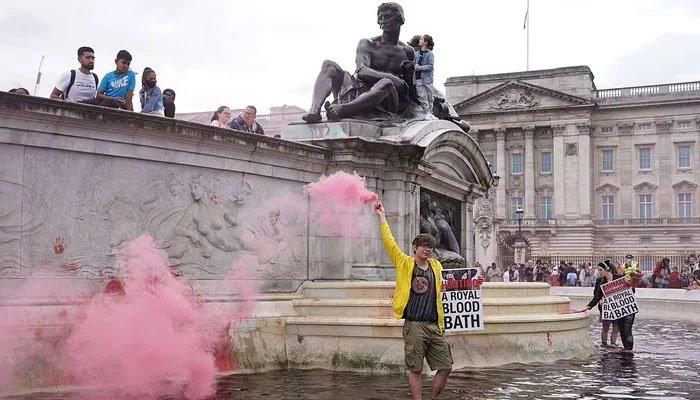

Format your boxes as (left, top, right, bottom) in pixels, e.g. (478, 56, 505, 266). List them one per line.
(618, 123, 634, 135)
(672, 180, 697, 190)
(535, 184, 554, 196)
(595, 183, 620, 193)
(477, 217, 492, 250)
(419, 190, 463, 267)
(490, 89, 540, 110)
(657, 120, 672, 133)
(552, 124, 566, 137)
(633, 182, 658, 193)
(576, 123, 591, 135)
(565, 143, 577, 156)
(0, 180, 50, 277)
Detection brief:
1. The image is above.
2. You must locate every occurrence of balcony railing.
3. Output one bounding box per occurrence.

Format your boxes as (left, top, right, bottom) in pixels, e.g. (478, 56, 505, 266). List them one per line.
(595, 81, 700, 99)
(501, 219, 557, 227)
(499, 218, 700, 227)
(594, 218, 700, 225)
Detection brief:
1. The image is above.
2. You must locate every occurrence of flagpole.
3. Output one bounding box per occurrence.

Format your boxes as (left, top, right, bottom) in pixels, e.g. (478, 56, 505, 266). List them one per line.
(526, 0, 530, 71)
(34, 55, 45, 96)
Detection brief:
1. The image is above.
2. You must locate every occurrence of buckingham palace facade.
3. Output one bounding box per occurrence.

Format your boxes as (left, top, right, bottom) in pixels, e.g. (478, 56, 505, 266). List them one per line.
(446, 66, 700, 266)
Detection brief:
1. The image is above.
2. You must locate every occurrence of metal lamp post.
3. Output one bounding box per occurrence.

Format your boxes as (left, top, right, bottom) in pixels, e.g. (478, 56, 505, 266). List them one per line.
(514, 207, 526, 265)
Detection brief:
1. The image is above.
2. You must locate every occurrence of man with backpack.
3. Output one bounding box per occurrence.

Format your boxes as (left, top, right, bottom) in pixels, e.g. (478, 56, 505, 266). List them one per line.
(51, 46, 100, 104)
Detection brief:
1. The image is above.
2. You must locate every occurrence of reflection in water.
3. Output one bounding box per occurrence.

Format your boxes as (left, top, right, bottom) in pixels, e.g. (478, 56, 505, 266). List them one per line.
(3, 318, 699, 399)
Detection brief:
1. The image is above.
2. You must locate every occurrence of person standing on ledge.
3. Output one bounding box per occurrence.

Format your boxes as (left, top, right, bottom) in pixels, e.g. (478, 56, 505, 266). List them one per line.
(414, 34, 436, 119)
(375, 201, 452, 400)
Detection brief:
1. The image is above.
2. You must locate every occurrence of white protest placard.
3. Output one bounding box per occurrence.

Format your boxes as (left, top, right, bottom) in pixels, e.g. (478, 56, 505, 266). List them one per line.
(440, 268, 484, 332)
(601, 277, 639, 320)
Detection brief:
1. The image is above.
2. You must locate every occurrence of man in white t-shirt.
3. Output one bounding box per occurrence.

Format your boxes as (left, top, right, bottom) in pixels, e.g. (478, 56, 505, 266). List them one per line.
(50, 46, 100, 104)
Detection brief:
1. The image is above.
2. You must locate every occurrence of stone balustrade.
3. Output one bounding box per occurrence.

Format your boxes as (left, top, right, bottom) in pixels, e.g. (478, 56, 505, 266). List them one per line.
(595, 81, 700, 100)
(593, 217, 700, 225)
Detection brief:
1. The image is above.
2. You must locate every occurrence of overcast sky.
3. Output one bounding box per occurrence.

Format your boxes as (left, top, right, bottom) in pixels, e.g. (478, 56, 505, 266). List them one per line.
(2, 0, 699, 114)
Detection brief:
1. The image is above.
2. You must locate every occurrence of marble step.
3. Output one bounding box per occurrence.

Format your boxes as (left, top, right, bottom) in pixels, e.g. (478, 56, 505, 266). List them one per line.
(302, 281, 552, 300)
(281, 313, 591, 373)
(302, 281, 395, 299)
(285, 313, 588, 337)
(293, 296, 570, 318)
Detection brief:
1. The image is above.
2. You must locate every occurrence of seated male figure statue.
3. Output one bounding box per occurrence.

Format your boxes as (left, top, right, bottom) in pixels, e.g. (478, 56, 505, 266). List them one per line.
(302, 2, 417, 123)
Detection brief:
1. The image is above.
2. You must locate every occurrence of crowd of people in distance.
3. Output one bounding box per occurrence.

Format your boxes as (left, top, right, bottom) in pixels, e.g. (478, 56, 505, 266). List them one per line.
(480, 253, 700, 290)
(5, 46, 266, 135)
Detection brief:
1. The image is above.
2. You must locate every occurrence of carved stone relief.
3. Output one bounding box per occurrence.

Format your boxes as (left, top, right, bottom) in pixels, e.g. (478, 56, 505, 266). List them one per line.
(565, 143, 578, 156)
(0, 180, 49, 277)
(490, 89, 540, 110)
(6, 153, 307, 283)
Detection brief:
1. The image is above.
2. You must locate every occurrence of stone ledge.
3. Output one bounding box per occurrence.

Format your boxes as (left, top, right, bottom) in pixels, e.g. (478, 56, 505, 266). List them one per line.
(302, 280, 395, 289)
(293, 296, 570, 307)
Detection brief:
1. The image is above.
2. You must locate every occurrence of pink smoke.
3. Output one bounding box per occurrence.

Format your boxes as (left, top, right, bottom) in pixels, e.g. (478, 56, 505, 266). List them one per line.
(304, 171, 378, 237)
(60, 235, 218, 399)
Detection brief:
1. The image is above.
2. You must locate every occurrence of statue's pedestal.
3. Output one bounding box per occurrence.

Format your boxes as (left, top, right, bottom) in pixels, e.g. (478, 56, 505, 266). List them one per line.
(281, 120, 402, 141)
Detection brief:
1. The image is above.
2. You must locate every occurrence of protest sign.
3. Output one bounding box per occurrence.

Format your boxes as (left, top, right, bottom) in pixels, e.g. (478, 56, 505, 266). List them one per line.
(441, 268, 484, 332)
(601, 277, 638, 320)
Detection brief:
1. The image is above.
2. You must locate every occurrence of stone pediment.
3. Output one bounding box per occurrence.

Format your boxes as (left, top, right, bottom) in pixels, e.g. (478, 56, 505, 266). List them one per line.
(672, 180, 697, 190)
(633, 182, 657, 192)
(454, 80, 592, 114)
(595, 183, 619, 192)
(535, 184, 554, 195)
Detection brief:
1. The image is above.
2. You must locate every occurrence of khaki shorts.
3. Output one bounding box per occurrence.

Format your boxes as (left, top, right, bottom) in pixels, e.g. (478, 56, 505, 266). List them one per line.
(402, 320, 453, 372)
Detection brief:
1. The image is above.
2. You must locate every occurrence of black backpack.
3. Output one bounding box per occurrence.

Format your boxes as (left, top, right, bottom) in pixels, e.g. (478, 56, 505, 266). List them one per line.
(63, 69, 99, 100)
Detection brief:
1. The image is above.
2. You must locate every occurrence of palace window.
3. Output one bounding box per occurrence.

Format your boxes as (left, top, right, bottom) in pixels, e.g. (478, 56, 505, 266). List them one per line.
(678, 193, 692, 218)
(638, 147, 652, 171)
(602, 195, 615, 220)
(540, 152, 552, 173)
(511, 197, 523, 220)
(511, 153, 523, 174)
(638, 123, 652, 132)
(539, 196, 553, 219)
(602, 149, 614, 172)
(639, 194, 652, 219)
(678, 145, 692, 169)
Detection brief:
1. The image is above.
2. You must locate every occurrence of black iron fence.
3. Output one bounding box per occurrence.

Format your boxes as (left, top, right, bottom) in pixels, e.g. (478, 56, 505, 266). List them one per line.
(496, 251, 697, 274)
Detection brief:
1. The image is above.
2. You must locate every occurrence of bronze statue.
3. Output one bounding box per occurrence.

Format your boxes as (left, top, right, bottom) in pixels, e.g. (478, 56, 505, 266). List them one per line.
(302, 3, 417, 123)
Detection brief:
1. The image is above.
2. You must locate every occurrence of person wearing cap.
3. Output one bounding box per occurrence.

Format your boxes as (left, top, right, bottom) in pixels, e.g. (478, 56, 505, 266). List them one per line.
(585, 260, 619, 347)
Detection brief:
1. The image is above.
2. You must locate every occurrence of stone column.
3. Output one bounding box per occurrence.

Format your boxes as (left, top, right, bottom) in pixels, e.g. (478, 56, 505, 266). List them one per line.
(465, 202, 475, 265)
(618, 123, 634, 218)
(657, 121, 673, 217)
(552, 124, 566, 219)
(576, 123, 592, 219)
(495, 128, 507, 220)
(524, 126, 536, 219)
